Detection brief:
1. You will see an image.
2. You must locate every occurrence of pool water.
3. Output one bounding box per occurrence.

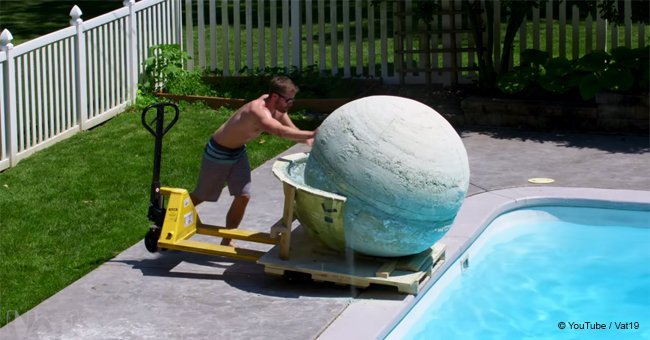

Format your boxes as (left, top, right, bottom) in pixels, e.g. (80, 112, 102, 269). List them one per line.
(386, 206, 650, 340)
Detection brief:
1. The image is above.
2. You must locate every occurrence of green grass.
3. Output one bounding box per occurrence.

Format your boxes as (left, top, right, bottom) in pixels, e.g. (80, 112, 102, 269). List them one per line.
(0, 101, 313, 327)
(0, 1, 123, 45)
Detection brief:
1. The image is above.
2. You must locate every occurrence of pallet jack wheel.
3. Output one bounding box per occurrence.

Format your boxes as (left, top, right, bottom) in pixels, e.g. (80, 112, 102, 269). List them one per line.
(144, 225, 161, 253)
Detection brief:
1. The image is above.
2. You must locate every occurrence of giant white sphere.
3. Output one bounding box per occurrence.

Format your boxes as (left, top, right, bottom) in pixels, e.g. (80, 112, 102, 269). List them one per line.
(304, 95, 470, 257)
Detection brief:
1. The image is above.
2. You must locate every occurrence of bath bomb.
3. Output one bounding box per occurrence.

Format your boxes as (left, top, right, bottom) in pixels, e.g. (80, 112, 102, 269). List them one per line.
(304, 95, 469, 257)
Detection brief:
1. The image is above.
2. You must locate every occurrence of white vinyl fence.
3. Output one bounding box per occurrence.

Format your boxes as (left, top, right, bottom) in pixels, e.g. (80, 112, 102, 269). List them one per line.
(182, 0, 647, 84)
(1, 0, 647, 171)
(0, 0, 180, 171)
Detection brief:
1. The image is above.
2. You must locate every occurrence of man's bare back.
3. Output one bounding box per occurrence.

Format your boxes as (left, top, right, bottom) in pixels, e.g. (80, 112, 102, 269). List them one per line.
(213, 94, 315, 149)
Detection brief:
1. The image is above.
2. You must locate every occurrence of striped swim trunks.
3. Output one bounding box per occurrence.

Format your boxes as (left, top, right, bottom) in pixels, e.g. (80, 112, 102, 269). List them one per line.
(203, 137, 246, 164)
(192, 137, 252, 201)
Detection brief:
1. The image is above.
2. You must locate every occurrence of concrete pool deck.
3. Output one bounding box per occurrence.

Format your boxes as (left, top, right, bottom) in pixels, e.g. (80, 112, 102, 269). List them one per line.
(1, 128, 649, 339)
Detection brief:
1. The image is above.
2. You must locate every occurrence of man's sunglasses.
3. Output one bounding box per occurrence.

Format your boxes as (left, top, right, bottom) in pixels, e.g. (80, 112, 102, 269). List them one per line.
(274, 92, 295, 104)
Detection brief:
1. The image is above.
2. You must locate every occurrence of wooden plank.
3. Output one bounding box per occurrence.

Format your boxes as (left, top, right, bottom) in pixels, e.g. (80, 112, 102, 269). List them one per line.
(397, 243, 446, 272)
(262, 259, 440, 294)
(258, 226, 446, 294)
(376, 261, 397, 278)
(279, 183, 296, 259)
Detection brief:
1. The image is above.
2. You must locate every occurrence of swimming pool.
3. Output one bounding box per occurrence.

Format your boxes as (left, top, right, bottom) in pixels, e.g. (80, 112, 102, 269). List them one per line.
(385, 205, 650, 339)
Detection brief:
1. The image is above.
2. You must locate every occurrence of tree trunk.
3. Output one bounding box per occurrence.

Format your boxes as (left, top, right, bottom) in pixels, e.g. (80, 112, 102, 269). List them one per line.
(500, 6, 528, 74)
(465, 0, 497, 89)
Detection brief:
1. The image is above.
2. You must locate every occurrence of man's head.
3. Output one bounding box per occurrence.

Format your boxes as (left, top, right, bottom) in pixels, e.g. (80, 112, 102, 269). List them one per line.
(269, 76, 299, 109)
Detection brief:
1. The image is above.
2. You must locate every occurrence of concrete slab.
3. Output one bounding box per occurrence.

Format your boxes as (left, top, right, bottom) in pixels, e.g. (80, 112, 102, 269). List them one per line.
(1, 128, 648, 340)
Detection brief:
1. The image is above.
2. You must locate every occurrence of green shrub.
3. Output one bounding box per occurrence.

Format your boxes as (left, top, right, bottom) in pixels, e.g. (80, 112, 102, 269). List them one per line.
(140, 44, 191, 94)
(497, 46, 649, 100)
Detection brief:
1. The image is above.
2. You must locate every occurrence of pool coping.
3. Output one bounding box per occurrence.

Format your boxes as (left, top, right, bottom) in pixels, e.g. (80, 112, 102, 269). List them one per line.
(317, 186, 650, 340)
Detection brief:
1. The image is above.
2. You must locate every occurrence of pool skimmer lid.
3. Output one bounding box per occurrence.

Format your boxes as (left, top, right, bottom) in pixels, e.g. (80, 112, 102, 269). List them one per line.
(528, 177, 555, 184)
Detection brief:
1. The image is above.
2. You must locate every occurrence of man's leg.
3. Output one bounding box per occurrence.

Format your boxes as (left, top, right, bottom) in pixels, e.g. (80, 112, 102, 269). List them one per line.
(221, 194, 250, 246)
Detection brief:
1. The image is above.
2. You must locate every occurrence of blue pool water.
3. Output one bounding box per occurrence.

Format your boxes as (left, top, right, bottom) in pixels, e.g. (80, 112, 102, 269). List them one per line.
(386, 206, 650, 340)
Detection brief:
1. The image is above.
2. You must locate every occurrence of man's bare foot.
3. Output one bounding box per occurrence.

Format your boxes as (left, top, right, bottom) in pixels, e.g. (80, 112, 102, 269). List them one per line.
(220, 238, 237, 247)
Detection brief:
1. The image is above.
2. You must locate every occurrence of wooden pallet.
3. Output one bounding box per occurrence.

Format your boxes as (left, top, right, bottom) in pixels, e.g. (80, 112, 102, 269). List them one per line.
(258, 226, 445, 294)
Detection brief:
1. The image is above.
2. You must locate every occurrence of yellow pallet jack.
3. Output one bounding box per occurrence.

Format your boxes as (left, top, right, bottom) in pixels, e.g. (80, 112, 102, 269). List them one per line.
(141, 103, 294, 262)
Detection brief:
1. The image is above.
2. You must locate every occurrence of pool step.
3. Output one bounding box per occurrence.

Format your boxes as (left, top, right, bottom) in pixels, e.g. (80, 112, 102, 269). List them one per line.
(258, 226, 446, 294)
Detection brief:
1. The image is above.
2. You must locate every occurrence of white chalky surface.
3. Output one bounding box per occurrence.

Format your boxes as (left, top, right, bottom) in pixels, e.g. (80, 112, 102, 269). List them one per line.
(304, 95, 470, 256)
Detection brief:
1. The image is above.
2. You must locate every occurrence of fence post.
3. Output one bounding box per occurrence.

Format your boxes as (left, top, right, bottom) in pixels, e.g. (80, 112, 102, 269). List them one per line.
(70, 6, 88, 131)
(124, 0, 138, 104)
(0, 29, 18, 167)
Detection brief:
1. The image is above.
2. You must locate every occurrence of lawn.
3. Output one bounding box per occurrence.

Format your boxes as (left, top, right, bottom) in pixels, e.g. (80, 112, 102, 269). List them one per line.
(0, 0, 123, 45)
(0, 101, 313, 327)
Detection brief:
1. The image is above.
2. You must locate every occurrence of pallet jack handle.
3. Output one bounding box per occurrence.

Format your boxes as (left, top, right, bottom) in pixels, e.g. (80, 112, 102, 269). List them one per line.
(141, 102, 179, 226)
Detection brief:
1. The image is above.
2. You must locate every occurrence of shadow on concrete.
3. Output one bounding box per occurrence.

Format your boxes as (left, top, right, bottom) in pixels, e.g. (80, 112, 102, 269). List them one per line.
(459, 127, 650, 154)
(109, 250, 375, 300)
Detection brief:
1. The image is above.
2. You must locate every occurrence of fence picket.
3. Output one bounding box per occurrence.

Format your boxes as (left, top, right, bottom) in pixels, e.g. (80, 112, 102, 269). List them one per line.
(291, 0, 300, 71)
(306, 0, 314, 67)
(545, 0, 553, 54)
(234, 0, 241, 72)
(282, 0, 289, 71)
(330, 0, 338, 76)
(379, 0, 388, 78)
(210, 0, 217, 70)
(257, 0, 264, 71)
(17, 56, 24, 152)
(37, 49, 45, 141)
(246, 0, 253, 71)
(343, 0, 351, 78)
(355, 0, 362, 76)
(612, 19, 619, 49)
(491, 0, 500, 71)
(640, 24, 646, 48)
(185, 0, 194, 70)
(318, 0, 326, 72)
(198, 0, 206, 69)
(367, 0, 375, 77)
(558, 1, 566, 58)
(267, 1, 275, 68)
(532, 6, 540, 50)
(624, 0, 632, 49)
(572, 5, 579, 60)
(596, 8, 606, 50)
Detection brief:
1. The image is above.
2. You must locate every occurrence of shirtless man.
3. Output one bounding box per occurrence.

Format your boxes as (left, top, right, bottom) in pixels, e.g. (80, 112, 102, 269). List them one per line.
(190, 76, 315, 246)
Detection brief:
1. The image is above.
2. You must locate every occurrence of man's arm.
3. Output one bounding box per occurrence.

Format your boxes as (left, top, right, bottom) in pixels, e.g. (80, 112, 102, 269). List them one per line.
(250, 96, 314, 142)
(259, 114, 315, 142)
(277, 111, 298, 129)
(277, 111, 315, 145)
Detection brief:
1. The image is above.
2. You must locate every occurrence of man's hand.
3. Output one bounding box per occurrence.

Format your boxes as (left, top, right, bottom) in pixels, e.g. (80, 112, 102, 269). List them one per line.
(305, 138, 314, 147)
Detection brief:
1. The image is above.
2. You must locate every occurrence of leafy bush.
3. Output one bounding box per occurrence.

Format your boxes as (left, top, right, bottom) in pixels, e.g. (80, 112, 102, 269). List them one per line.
(497, 47, 649, 100)
(205, 65, 374, 100)
(137, 44, 216, 109)
(139, 44, 377, 103)
(140, 44, 189, 94)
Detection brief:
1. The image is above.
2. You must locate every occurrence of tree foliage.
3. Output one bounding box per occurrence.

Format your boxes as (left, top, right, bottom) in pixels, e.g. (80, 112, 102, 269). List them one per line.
(395, 0, 649, 90)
